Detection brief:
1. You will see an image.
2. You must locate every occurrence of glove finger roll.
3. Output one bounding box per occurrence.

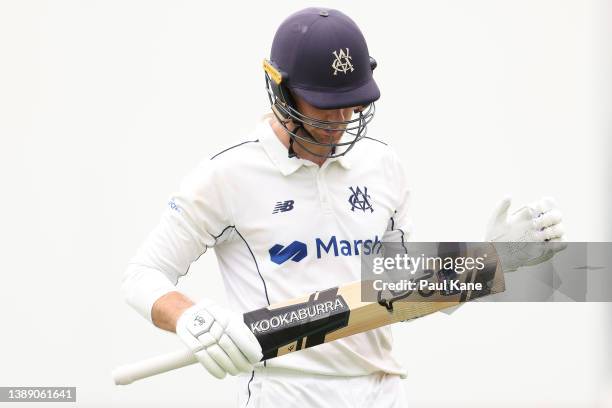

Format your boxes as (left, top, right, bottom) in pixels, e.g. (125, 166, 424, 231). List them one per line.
(194, 349, 227, 379)
(226, 321, 263, 364)
(218, 333, 254, 373)
(530, 197, 558, 215)
(207, 344, 240, 376)
(543, 223, 565, 240)
(534, 210, 563, 230)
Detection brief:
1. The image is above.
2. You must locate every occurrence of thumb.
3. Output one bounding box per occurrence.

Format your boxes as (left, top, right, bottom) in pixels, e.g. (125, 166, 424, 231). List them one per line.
(490, 197, 512, 224)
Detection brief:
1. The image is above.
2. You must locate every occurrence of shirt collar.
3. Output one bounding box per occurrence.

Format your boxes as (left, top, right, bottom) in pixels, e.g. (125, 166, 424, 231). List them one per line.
(259, 119, 352, 176)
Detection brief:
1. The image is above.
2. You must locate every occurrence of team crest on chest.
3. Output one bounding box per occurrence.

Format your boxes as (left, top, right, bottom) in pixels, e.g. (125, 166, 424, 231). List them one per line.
(331, 48, 354, 75)
(348, 186, 373, 213)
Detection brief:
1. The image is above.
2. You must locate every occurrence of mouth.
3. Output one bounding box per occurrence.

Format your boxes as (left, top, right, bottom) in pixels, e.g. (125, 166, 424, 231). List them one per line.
(323, 128, 344, 139)
(300, 125, 345, 146)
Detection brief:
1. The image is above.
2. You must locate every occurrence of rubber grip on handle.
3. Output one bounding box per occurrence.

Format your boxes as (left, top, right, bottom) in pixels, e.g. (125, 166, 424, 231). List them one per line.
(112, 349, 197, 385)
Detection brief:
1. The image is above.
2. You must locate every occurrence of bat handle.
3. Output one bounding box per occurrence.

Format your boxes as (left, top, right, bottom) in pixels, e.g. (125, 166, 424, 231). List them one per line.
(112, 349, 197, 385)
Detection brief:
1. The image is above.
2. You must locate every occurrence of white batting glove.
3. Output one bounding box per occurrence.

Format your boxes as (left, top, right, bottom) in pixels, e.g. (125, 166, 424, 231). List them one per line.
(176, 299, 262, 379)
(485, 197, 566, 272)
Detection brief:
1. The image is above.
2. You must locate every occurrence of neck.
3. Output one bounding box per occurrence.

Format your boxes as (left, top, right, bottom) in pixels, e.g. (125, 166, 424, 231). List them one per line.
(270, 117, 330, 167)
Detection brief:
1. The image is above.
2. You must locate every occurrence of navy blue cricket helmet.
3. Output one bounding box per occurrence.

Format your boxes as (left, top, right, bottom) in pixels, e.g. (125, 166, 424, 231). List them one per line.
(264, 8, 379, 158)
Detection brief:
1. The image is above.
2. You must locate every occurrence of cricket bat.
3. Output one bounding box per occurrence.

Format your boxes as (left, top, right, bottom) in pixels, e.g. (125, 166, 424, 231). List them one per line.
(113, 244, 505, 385)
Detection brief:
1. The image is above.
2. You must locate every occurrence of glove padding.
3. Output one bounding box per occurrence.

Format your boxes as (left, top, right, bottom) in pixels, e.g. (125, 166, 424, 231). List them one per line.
(176, 299, 262, 379)
(485, 197, 566, 272)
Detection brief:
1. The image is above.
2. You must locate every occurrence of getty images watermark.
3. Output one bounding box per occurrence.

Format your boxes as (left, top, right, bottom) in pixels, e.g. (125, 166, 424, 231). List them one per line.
(360, 242, 612, 303)
(370, 251, 489, 292)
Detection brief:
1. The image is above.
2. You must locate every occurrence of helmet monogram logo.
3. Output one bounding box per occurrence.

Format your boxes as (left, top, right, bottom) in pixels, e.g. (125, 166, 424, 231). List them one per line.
(331, 48, 354, 75)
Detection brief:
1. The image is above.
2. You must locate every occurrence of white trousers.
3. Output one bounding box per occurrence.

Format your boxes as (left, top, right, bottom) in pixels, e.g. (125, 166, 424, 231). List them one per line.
(237, 368, 407, 408)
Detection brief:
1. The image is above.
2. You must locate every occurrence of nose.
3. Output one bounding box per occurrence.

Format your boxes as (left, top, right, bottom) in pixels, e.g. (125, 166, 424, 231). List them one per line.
(326, 108, 346, 123)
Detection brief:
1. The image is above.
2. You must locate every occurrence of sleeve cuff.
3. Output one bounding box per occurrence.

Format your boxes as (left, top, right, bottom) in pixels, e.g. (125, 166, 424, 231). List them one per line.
(122, 263, 180, 323)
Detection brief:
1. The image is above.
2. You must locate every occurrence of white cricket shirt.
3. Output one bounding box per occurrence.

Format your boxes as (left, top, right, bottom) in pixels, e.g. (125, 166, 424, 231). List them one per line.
(123, 119, 412, 376)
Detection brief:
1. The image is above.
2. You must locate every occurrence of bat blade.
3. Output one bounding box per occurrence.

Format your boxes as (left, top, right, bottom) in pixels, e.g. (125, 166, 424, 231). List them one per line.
(113, 244, 504, 385)
(246, 262, 503, 358)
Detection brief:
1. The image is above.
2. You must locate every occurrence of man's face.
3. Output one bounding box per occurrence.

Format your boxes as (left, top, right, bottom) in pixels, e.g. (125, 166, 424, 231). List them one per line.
(293, 94, 356, 145)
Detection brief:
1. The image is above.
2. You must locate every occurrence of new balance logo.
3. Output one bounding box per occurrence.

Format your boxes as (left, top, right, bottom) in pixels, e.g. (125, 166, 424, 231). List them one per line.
(272, 200, 294, 214)
(269, 241, 308, 265)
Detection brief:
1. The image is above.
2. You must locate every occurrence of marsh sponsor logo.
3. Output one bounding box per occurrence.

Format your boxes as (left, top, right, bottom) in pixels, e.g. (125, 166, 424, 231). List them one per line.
(269, 235, 380, 264)
(269, 241, 308, 265)
(315, 235, 381, 258)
